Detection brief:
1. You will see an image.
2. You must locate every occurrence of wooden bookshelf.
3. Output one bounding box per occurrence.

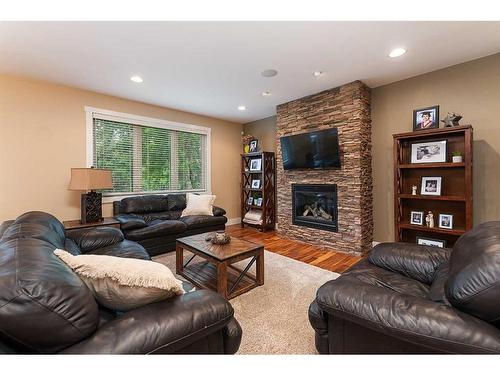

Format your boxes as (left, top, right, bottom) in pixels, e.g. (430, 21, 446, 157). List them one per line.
(393, 125, 473, 247)
(241, 151, 276, 231)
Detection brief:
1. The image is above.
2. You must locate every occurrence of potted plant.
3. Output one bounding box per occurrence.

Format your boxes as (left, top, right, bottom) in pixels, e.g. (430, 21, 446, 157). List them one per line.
(452, 151, 463, 163)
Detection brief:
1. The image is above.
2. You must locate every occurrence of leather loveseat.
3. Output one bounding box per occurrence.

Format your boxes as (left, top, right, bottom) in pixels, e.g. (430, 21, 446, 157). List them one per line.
(0, 211, 242, 354)
(309, 221, 500, 354)
(113, 194, 227, 256)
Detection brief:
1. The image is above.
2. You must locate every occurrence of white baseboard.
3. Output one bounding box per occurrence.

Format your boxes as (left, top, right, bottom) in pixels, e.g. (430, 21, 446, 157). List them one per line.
(227, 217, 241, 226)
(372, 241, 381, 247)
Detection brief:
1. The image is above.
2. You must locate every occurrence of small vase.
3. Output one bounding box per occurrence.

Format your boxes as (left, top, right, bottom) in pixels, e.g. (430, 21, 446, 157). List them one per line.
(452, 155, 463, 163)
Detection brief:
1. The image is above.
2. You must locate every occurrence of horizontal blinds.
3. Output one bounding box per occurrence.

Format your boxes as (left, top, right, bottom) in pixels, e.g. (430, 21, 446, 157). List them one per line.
(93, 117, 207, 195)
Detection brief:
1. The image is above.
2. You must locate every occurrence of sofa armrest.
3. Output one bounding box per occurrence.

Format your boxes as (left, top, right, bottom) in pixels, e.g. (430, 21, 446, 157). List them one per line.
(61, 290, 238, 354)
(66, 227, 124, 254)
(316, 277, 500, 354)
(212, 206, 226, 217)
(368, 242, 451, 284)
(114, 213, 148, 231)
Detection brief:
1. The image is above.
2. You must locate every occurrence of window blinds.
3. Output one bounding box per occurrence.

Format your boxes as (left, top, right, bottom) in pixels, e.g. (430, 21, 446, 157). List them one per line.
(92, 117, 207, 195)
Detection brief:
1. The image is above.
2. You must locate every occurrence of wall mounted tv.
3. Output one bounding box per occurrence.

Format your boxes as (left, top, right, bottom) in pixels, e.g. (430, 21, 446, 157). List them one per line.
(280, 128, 341, 170)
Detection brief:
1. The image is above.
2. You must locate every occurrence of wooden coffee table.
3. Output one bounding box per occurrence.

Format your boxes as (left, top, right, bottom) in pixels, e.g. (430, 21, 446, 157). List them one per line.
(176, 233, 264, 300)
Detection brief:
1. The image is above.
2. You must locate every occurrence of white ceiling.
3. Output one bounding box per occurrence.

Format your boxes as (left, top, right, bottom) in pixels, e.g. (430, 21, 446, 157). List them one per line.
(1, 21, 500, 123)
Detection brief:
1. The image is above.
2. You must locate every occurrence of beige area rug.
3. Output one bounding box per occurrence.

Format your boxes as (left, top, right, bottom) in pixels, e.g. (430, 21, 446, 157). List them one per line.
(153, 250, 339, 354)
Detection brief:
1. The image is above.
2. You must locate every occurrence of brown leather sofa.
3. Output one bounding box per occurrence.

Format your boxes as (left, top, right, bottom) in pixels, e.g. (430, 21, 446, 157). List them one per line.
(113, 194, 227, 256)
(0, 211, 242, 354)
(309, 221, 500, 354)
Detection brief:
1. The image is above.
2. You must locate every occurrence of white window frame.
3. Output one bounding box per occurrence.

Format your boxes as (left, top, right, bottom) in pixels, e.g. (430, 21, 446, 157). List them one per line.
(85, 106, 212, 203)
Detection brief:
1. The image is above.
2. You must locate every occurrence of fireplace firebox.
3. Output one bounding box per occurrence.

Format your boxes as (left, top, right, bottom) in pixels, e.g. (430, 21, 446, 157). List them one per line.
(292, 184, 338, 232)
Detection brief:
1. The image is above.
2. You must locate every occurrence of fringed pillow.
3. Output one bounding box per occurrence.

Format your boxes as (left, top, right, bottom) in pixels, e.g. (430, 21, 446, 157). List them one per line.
(54, 249, 184, 311)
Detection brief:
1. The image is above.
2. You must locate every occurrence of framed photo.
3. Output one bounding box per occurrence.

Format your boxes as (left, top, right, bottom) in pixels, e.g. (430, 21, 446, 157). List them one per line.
(251, 179, 261, 189)
(416, 236, 447, 248)
(255, 197, 263, 207)
(249, 158, 262, 171)
(247, 196, 254, 205)
(439, 214, 453, 229)
(413, 105, 439, 131)
(411, 140, 447, 164)
(421, 177, 442, 196)
(249, 139, 258, 153)
(410, 211, 424, 225)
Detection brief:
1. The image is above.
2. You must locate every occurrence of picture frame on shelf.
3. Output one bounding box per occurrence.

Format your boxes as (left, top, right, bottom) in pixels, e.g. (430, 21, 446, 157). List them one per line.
(421, 176, 442, 196)
(249, 158, 262, 171)
(439, 214, 453, 229)
(416, 236, 447, 248)
(411, 140, 447, 163)
(251, 179, 261, 189)
(410, 211, 424, 225)
(247, 196, 254, 206)
(249, 139, 258, 153)
(413, 105, 439, 131)
(255, 197, 263, 207)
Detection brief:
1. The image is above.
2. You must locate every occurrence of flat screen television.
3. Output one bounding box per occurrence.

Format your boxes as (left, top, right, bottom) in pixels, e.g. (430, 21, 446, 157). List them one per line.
(280, 128, 341, 170)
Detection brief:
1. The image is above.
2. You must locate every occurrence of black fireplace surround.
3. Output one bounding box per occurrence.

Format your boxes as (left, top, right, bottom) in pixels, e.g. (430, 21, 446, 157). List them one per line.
(292, 184, 338, 232)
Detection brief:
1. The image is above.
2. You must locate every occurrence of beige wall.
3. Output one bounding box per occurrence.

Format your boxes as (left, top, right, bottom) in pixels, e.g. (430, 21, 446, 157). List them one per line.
(372, 53, 500, 242)
(0, 74, 243, 222)
(243, 116, 277, 152)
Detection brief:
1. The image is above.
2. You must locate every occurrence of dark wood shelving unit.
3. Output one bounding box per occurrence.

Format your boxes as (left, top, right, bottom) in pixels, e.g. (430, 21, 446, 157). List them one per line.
(393, 125, 473, 247)
(241, 151, 276, 231)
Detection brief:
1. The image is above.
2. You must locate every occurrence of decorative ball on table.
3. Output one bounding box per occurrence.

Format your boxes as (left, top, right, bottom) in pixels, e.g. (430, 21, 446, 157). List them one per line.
(205, 231, 231, 245)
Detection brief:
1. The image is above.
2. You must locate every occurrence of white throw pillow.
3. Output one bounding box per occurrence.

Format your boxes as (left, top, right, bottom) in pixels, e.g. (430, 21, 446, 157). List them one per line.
(54, 249, 184, 311)
(181, 193, 216, 217)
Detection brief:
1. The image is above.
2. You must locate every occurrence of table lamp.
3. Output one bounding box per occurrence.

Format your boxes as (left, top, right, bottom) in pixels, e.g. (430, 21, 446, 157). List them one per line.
(69, 167, 113, 224)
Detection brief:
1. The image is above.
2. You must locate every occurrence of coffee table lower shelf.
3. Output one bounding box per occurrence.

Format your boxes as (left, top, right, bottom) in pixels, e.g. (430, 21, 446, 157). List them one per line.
(179, 261, 258, 300)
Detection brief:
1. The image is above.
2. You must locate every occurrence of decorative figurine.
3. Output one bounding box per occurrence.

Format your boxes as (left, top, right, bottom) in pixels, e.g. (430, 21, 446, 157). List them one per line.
(425, 211, 434, 228)
(411, 185, 418, 195)
(441, 112, 462, 127)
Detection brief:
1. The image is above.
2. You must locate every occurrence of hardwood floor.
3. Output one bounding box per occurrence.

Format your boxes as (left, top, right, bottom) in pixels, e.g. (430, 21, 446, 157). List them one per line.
(225, 224, 363, 274)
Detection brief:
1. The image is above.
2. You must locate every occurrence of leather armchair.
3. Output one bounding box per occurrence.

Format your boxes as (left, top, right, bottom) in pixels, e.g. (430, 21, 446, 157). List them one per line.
(0, 211, 242, 354)
(309, 222, 500, 354)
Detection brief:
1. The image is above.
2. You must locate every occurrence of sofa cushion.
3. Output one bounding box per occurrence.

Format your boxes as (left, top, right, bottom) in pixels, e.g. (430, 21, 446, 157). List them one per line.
(341, 259, 430, 299)
(179, 215, 227, 230)
(125, 220, 187, 241)
(119, 195, 169, 214)
(167, 194, 187, 211)
(87, 239, 151, 260)
(115, 214, 148, 230)
(446, 221, 500, 324)
(66, 227, 125, 254)
(54, 250, 184, 312)
(141, 211, 176, 223)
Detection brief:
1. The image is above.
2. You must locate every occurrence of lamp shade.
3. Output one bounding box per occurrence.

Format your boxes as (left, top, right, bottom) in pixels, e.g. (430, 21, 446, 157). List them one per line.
(69, 168, 113, 191)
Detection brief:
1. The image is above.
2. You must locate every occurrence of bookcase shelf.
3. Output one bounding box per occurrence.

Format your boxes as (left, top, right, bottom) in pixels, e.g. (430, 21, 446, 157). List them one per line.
(393, 125, 473, 247)
(241, 152, 276, 231)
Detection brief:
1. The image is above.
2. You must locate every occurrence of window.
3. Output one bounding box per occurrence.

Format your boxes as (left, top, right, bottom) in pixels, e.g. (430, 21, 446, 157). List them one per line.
(86, 107, 210, 199)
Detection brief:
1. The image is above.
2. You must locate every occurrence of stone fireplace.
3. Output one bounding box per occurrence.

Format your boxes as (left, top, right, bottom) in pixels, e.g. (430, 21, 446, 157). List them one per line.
(276, 80, 372, 255)
(292, 184, 338, 232)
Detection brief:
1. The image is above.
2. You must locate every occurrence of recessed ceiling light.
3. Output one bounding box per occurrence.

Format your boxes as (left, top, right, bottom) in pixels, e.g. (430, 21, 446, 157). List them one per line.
(261, 69, 278, 78)
(238, 105, 247, 111)
(262, 91, 271, 96)
(313, 71, 323, 77)
(130, 75, 143, 83)
(388, 48, 407, 58)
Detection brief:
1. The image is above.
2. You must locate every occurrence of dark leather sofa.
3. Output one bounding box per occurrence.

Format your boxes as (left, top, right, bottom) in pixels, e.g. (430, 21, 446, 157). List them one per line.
(113, 194, 227, 256)
(0, 211, 242, 354)
(309, 221, 500, 354)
